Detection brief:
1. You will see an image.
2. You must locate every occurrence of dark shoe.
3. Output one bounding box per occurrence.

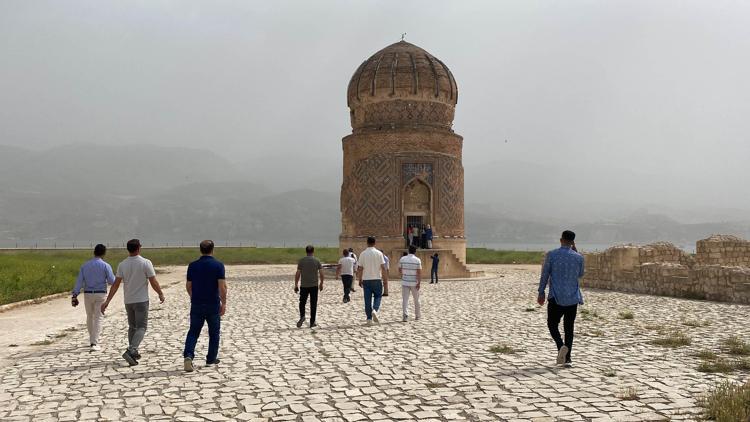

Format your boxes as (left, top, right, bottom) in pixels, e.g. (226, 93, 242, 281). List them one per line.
(206, 359, 220, 366)
(133, 352, 141, 360)
(343, 297, 350, 303)
(350, 288, 356, 293)
(564, 359, 573, 368)
(310, 322, 317, 328)
(296, 318, 304, 328)
(122, 350, 138, 366)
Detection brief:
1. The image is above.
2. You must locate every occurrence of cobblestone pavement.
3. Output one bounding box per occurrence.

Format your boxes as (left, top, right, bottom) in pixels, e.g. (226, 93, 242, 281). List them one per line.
(0, 264, 748, 421)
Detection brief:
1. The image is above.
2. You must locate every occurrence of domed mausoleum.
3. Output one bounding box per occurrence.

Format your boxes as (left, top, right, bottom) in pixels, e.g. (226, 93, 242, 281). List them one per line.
(340, 40, 474, 278)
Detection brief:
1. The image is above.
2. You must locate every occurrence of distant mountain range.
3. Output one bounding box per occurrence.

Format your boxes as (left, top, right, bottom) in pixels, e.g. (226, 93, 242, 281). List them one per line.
(1, 144, 748, 248)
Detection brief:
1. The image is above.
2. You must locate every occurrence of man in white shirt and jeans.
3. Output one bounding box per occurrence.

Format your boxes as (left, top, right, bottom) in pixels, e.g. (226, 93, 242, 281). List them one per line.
(336, 249, 356, 303)
(398, 245, 422, 322)
(356, 237, 388, 324)
(101, 239, 165, 366)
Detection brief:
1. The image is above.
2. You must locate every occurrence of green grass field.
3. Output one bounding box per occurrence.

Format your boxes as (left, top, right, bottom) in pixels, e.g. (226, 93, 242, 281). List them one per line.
(0, 247, 541, 305)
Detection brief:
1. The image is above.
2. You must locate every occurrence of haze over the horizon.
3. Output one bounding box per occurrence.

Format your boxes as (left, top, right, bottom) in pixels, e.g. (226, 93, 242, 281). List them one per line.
(1, 0, 749, 241)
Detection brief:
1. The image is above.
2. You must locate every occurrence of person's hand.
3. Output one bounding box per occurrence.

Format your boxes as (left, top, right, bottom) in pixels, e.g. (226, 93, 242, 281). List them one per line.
(416, 283, 421, 291)
(358, 280, 363, 288)
(71, 296, 79, 307)
(101, 301, 109, 314)
(537, 295, 545, 306)
(319, 283, 324, 292)
(220, 303, 226, 317)
(383, 284, 389, 296)
(294, 285, 299, 294)
(158, 293, 165, 304)
(571, 242, 578, 252)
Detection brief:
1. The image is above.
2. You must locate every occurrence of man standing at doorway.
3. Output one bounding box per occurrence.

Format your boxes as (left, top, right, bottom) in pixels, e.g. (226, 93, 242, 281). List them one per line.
(537, 230, 584, 367)
(357, 237, 388, 324)
(183, 240, 227, 372)
(101, 239, 165, 366)
(398, 245, 422, 322)
(430, 253, 440, 284)
(425, 224, 434, 249)
(294, 245, 324, 328)
(71, 244, 115, 351)
(336, 249, 356, 303)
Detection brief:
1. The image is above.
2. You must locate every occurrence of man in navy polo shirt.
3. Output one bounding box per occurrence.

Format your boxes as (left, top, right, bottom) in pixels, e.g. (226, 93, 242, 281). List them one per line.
(183, 240, 227, 372)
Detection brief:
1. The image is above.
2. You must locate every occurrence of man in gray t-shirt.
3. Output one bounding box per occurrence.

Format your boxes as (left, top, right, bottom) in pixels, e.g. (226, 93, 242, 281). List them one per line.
(101, 239, 165, 366)
(294, 245, 324, 328)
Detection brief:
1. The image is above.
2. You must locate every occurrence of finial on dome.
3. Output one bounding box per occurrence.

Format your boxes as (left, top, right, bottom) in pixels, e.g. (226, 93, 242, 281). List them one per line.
(401, 33, 406, 41)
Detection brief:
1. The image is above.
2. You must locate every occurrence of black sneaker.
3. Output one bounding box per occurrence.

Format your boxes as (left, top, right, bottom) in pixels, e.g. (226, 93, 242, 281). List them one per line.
(122, 350, 138, 366)
(565, 358, 573, 368)
(206, 359, 220, 366)
(296, 318, 304, 328)
(133, 352, 141, 360)
(310, 322, 317, 328)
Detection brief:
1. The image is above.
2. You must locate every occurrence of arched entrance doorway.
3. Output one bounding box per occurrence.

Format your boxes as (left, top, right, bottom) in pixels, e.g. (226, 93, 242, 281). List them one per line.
(403, 179, 432, 247)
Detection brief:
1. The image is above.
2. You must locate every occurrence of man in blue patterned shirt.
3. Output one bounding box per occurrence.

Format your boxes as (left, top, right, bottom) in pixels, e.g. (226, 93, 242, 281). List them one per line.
(537, 230, 584, 367)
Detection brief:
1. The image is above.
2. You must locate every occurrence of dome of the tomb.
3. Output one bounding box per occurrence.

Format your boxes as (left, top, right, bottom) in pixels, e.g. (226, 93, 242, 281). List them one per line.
(347, 41, 458, 131)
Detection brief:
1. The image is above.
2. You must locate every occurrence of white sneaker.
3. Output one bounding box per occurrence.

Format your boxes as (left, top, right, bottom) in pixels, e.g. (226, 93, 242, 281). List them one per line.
(372, 311, 380, 323)
(90, 344, 101, 352)
(556, 346, 569, 365)
(184, 358, 195, 372)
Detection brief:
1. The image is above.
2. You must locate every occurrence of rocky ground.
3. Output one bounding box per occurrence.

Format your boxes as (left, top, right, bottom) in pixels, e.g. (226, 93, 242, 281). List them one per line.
(0, 264, 747, 421)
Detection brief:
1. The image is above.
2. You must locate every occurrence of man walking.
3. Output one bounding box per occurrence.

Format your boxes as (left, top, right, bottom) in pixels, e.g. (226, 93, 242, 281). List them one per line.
(430, 253, 440, 284)
(101, 239, 165, 366)
(398, 245, 422, 322)
(294, 245, 324, 328)
(356, 237, 388, 324)
(537, 230, 584, 367)
(71, 244, 115, 351)
(183, 240, 226, 372)
(335, 249, 356, 303)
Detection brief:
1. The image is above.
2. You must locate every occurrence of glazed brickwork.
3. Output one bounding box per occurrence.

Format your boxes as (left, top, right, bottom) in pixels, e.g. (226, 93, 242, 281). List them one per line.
(582, 236, 750, 304)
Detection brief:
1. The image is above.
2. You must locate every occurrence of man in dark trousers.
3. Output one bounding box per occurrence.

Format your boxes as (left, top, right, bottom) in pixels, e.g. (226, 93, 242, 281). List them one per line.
(537, 230, 584, 367)
(430, 253, 440, 284)
(183, 240, 227, 372)
(295, 245, 324, 328)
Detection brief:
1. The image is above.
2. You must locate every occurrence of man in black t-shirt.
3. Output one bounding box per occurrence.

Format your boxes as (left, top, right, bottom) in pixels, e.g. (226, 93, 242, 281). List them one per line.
(294, 245, 324, 328)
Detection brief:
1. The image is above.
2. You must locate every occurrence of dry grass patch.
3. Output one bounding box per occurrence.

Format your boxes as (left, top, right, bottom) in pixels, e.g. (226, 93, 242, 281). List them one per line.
(701, 380, 750, 422)
(618, 309, 635, 320)
(489, 344, 519, 354)
(681, 318, 710, 327)
(722, 336, 750, 356)
(618, 386, 640, 400)
(694, 350, 719, 360)
(698, 358, 736, 374)
(649, 330, 692, 348)
(602, 368, 617, 377)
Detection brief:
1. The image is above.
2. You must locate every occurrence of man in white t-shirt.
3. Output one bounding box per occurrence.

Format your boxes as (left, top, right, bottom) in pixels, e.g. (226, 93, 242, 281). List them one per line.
(336, 249, 357, 303)
(101, 239, 165, 366)
(356, 237, 388, 324)
(398, 245, 422, 322)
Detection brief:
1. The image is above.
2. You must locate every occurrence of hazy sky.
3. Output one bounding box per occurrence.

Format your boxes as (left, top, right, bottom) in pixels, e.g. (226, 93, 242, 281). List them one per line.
(1, 1, 749, 191)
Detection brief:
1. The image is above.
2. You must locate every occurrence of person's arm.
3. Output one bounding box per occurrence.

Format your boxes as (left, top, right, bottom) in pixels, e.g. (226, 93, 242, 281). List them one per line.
(218, 279, 227, 316)
(101, 277, 122, 314)
(335, 262, 341, 279)
(186, 280, 192, 298)
(148, 276, 165, 303)
(537, 253, 551, 305)
(106, 265, 116, 285)
(416, 268, 422, 290)
(578, 255, 585, 279)
(72, 267, 84, 298)
(357, 265, 363, 287)
(381, 263, 389, 295)
(318, 268, 325, 291)
(294, 270, 301, 293)
(398, 263, 403, 279)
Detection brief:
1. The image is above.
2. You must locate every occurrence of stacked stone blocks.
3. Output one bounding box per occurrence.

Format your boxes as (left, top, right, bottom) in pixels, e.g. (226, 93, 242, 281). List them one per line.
(582, 235, 750, 304)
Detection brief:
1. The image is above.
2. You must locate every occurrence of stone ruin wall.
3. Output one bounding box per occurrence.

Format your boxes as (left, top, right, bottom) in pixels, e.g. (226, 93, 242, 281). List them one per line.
(582, 236, 750, 304)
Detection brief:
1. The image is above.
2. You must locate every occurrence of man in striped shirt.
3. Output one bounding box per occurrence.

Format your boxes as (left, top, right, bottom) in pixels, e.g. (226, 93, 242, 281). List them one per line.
(398, 245, 422, 322)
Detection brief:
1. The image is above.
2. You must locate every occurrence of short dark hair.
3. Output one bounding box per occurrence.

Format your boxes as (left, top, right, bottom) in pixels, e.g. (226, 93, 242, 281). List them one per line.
(408, 245, 417, 254)
(94, 244, 106, 257)
(402, 252, 408, 257)
(126, 239, 141, 253)
(343, 249, 349, 257)
(348, 247, 354, 252)
(306, 245, 315, 254)
(200, 240, 214, 255)
(367, 236, 376, 246)
(561, 230, 576, 242)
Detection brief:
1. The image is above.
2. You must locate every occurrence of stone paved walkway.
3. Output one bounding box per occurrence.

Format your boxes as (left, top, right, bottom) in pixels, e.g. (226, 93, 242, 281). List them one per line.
(0, 264, 747, 421)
